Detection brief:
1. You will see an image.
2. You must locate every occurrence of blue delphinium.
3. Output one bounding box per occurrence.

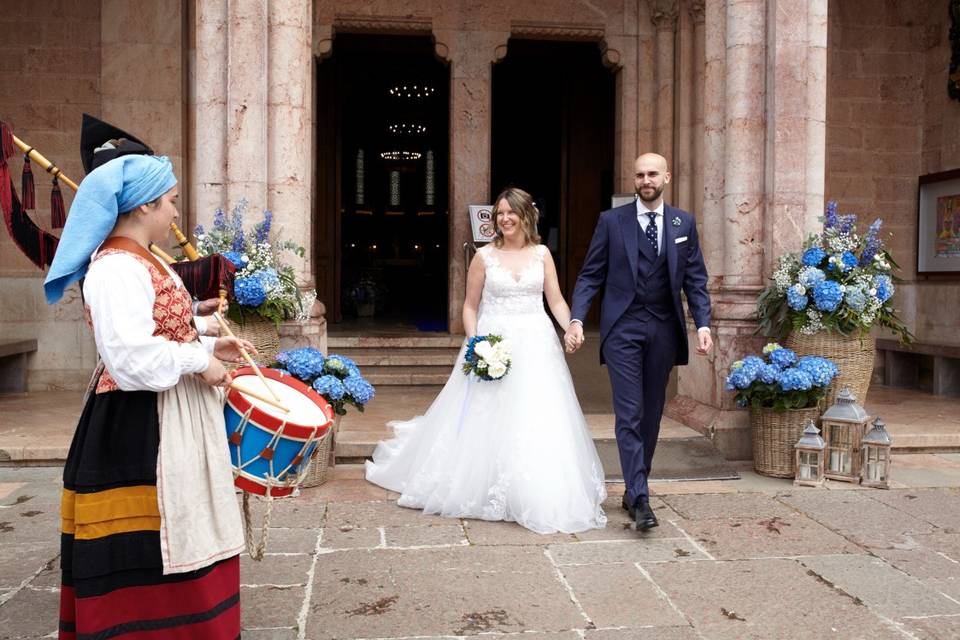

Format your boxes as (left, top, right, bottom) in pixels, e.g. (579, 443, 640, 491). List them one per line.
(253, 210, 273, 244)
(813, 280, 843, 312)
(873, 274, 894, 303)
(779, 368, 813, 391)
(343, 375, 375, 405)
(235, 275, 267, 307)
(768, 347, 797, 368)
(796, 356, 838, 387)
(839, 214, 857, 235)
(312, 374, 346, 400)
(860, 218, 883, 266)
(284, 347, 327, 380)
(786, 284, 808, 311)
(824, 200, 839, 229)
(802, 246, 827, 267)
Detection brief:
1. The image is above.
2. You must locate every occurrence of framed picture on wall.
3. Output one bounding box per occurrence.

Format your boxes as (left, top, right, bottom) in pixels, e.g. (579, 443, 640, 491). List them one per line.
(918, 168, 960, 274)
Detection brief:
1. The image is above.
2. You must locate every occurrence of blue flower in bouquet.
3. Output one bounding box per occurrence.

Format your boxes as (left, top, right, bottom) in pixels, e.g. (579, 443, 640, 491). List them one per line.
(802, 246, 826, 267)
(740, 356, 765, 375)
(813, 280, 843, 312)
(222, 250, 247, 268)
(235, 275, 267, 307)
(254, 210, 273, 244)
(860, 218, 883, 266)
(787, 284, 808, 310)
(828, 251, 858, 273)
(779, 367, 813, 391)
(283, 347, 326, 380)
(839, 214, 856, 235)
(258, 267, 280, 291)
(768, 346, 797, 368)
(873, 274, 894, 302)
(725, 366, 756, 390)
(824, 200, 839, 229)
(758, 364, 781, 385)
(798, 266, 826, 288)
(796, 356, 838, 387)
(343, 375, 375, 405)
(844, 285, 868, 312)
(312, 374, 346, 400)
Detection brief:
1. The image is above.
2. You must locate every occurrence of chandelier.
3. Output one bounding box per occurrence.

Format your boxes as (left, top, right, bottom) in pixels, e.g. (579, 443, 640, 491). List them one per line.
(380, 151, 422, 161)
(388, 84, 435, 98)
(388, 123, 427, 135)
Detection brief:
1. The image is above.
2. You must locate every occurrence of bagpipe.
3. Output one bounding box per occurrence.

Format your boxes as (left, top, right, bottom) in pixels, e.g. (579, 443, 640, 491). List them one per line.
(0, 119, 235, 303)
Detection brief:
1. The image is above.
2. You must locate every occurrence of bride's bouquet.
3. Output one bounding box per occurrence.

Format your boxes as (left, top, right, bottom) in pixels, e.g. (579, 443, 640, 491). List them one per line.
(462, 334, 512, 381)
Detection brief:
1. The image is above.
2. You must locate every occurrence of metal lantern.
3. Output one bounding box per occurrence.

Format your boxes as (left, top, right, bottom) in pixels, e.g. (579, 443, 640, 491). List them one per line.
(861, 417, 893, 489)
(794, 419, 826, 487)
(820, 387, 870, 483)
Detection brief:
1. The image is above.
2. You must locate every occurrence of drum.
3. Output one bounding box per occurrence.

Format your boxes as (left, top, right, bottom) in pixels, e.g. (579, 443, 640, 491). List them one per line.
(225, 367, 334, 497)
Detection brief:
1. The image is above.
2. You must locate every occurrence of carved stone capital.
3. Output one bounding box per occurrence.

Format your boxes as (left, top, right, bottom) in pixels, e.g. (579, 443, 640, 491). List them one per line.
(313, 24, 333, 59)
(648, 0, 680, 31)
(600, 42, 623, 69)
(689, 0, 706, 24)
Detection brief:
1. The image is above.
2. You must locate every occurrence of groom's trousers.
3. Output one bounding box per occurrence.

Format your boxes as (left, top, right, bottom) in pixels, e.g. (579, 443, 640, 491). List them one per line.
(602, 304, 678, 505)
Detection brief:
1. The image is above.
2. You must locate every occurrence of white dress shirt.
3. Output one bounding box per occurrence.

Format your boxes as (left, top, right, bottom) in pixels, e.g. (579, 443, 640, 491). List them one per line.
(636, 199, 664, 254)
(83, 253, 216, 392)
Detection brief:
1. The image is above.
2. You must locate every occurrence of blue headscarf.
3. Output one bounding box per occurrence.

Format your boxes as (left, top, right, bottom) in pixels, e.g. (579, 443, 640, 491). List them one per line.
(43, 155, 177, 304)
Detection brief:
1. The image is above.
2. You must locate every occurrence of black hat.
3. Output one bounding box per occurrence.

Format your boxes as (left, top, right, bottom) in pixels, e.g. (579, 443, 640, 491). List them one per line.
(80, 113, 154, 174)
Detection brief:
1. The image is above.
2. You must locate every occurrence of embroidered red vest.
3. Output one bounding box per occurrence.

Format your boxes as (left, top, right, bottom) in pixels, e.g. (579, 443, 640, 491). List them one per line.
(84, 238, 198, 393)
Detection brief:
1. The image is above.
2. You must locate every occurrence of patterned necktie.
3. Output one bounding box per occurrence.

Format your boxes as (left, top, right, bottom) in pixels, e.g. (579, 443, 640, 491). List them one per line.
(645, 211, 659, 255)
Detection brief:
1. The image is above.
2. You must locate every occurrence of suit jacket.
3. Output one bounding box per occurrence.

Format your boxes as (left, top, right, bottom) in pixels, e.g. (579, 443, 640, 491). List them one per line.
(570, 202, 711, 366)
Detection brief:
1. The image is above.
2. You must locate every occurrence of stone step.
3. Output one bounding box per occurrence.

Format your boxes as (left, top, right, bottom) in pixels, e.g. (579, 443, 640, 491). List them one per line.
(333, 347, 461, 367)
(328, 334, 464, 349)
(363, 365, 451, 386)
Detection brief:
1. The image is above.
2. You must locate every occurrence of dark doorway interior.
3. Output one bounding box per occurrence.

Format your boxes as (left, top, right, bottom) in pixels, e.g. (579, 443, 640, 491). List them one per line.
(491, 40, 615, 319)
(315, 34, 449, 330)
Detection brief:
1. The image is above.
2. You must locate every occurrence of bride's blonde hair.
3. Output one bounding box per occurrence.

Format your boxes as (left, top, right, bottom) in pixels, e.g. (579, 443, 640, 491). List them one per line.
(492, 187, 540, 248)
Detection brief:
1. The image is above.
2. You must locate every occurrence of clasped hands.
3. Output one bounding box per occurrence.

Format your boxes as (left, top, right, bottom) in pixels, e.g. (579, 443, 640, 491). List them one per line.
(564, 322, 584, 354)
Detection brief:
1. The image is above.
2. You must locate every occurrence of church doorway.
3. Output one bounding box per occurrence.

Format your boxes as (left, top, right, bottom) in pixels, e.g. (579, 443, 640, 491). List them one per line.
(491, 39, 615, 319)
(315, 34, 449, 330)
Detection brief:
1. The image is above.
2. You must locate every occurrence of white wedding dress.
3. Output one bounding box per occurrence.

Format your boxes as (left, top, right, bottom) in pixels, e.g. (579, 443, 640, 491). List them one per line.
(365, 244, 607, 534)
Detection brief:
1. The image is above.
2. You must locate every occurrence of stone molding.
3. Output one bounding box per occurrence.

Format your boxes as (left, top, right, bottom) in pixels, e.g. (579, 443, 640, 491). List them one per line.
(648, 0, 680, 30)
(332, 14, 432, 35)
(689, 0, 706, 24)
(510, 20, 604, 41)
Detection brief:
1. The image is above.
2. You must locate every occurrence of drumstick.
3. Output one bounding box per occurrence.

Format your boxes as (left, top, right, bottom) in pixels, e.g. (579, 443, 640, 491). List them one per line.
(212, 312, 283, 403)
(228, 382, 289, 413)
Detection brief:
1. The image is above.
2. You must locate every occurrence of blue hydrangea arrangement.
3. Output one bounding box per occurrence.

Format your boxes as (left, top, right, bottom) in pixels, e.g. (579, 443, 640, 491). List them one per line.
(194, 199, 307, 326)
(272, 347, 375, 416)
(726, 343, 839, 411)
(757, 202, 913, 343)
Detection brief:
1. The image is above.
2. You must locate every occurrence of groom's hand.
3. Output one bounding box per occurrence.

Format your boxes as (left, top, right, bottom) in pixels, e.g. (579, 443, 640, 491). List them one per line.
(696, 329, 713, 355)
(564, 322, 585, 353)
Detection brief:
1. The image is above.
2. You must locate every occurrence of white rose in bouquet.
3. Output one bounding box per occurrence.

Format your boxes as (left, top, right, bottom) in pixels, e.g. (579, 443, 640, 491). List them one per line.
(474, 340, 495, 361)
(487, 362, 508, 379)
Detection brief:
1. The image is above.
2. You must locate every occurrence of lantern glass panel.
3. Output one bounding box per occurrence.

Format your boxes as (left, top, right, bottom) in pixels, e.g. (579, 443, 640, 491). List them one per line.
(827, 424, 854, 474)
(798, 451, 819, 481)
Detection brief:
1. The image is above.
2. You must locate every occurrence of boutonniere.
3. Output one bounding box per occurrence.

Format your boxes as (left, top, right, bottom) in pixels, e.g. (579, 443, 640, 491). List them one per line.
(672, 216, 681, 227)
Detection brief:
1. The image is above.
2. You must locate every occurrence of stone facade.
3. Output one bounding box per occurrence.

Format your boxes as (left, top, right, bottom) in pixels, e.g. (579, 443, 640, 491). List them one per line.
(0, 1, 957, 463)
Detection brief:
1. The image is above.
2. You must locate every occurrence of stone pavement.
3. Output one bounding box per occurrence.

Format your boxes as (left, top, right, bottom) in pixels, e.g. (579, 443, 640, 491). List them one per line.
(2, 460, 960, 639)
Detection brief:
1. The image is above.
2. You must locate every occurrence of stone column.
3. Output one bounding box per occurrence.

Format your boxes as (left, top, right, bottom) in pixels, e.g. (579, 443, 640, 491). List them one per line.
(690, 0, 706, 218)
(267, 2, 313, 286)
(635, 3, 657, 179)
(671, 0, 830, 461)
(192, 0, 228, 226)
(674, 2, 695, 212)
(434, 30, 509, 334)
(649, 0, 679, 204)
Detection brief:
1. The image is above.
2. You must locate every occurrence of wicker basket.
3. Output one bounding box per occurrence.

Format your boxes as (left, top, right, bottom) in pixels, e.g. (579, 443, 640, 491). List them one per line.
(301, 415, 342, 488)
(785, 331, 876, 408)
(750, 405, 821, 478)
(230, 314, 281, 366)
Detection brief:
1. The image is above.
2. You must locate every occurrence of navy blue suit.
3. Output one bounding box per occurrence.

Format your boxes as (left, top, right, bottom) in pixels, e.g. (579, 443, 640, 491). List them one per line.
(570, 202, 711, 504)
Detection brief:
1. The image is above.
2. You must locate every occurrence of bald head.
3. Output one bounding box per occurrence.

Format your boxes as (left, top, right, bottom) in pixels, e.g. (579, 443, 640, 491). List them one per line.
(633, 153, 671, 206)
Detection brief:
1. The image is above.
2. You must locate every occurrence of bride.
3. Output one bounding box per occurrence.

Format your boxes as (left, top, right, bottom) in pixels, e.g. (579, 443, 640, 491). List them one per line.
(365, 187, 607, 534)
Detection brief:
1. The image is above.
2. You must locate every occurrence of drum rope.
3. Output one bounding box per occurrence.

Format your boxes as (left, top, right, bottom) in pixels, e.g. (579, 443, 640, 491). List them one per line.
(242, 485, 275, 561)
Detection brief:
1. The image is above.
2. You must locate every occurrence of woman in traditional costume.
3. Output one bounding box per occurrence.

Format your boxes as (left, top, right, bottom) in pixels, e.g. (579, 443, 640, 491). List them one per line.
(44, 154, 252, 639)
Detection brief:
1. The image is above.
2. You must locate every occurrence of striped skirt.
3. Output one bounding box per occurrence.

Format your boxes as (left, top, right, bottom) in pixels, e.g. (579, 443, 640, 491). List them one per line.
(59, 389, 240, 640)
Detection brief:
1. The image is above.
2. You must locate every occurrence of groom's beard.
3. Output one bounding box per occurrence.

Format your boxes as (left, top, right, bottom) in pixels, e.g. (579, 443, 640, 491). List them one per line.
(636, 185, 663, 203)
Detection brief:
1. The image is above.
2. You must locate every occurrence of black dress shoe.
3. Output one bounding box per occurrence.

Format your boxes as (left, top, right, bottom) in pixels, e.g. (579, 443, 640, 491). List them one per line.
(622, 492, 635, 518)
(634, 498, 659, 531)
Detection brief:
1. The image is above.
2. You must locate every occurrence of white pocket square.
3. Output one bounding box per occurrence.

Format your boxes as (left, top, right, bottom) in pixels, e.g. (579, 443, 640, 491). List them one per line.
(675, 236, 688, 244)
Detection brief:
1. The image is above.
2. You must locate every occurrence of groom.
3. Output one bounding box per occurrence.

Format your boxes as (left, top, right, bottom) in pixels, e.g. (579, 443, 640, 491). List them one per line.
(565, 153, 713, 531)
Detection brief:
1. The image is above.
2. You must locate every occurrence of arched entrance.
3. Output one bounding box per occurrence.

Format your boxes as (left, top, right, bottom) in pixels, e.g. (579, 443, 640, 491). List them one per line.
(491, 39, 616, 313)
(315, 34, 450, 330)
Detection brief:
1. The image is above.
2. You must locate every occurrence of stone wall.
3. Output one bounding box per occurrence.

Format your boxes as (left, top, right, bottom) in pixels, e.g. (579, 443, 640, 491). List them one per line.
(825, 0, 960, 347)
(0, 1, 101, 390)
(0, 0, 186, 391)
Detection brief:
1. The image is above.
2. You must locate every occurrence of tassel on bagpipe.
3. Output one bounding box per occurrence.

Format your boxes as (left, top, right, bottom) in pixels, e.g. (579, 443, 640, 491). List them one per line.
(1, 176, 58, 268)
(21, 155, 34, 210)
(50, 176, 65, 228)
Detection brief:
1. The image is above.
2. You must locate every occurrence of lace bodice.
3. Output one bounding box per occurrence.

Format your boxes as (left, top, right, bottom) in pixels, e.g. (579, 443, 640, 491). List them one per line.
(477, 244, 547, 317)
